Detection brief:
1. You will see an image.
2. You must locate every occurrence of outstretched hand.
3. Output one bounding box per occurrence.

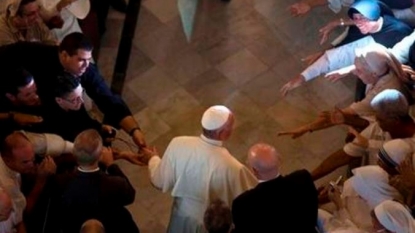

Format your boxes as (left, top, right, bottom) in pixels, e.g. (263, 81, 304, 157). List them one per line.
(318, 21, 338, 45)
(330, 107, 345, 125)
(325, 65, 355, 82)
(280, 75, 306, 96)
(113, 150, 147, 166)
(277, 127, 309, 139)
(288, 2, 311, 16)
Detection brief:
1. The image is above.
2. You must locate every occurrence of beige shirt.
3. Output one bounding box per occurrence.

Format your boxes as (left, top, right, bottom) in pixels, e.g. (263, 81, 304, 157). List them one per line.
(343, 122, 391, 165)
(0, 157, 25, 228)
(149, 135, 258, 233)
(349, 71, 406, 120)
(0, 14, 56, 46)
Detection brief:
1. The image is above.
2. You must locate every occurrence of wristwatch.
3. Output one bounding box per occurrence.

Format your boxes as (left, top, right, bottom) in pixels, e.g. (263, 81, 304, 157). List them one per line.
(339, 18, 345, 26)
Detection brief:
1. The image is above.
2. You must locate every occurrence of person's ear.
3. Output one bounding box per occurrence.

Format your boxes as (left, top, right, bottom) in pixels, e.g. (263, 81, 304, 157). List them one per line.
(55, 97, 63, 105)
(251, 167, 260, 178)
(61, 51, 70, 60)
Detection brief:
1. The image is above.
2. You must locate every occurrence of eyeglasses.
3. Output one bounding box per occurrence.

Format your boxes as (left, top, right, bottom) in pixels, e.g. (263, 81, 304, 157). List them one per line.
(63, 88, 85, 104)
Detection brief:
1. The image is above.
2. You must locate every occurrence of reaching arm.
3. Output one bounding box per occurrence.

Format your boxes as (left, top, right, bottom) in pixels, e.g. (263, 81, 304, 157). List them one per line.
(311, 148, 358, 181)
(278, 107, 369, 139)
(119, 116, 146, 148)
(301, 36, 375, 82)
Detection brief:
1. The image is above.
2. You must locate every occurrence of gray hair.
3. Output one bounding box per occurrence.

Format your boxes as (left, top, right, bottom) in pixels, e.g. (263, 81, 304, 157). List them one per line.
(73, 129, 103, 166)
(370, 89, 409, 118)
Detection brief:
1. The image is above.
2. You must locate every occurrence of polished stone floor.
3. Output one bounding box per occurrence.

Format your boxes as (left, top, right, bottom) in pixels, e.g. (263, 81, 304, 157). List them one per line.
(97, 0, 355, 231)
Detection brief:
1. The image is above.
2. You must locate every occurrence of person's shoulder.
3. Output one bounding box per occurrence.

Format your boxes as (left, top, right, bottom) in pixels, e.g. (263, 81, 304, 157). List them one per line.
(171, 135, 199, 143)
(233, 186, 255, 204)
(383, 15, 412, 30)
(285, 169, 312, 179)
(52, 171, 77, 188)
(83, 63, 100, 77)
(284, 169, 315, 186)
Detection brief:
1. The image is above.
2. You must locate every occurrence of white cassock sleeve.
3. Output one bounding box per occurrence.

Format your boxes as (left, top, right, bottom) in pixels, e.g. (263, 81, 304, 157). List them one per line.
(301, 36, 375, 81)
(148, 155, 175, 192)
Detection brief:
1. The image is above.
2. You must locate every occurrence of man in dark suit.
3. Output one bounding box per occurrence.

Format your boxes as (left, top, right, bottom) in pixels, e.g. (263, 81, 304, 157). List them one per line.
(0, 33, 147, 150)
(47, 129, 139, 233)
(231, 143, 318, 233)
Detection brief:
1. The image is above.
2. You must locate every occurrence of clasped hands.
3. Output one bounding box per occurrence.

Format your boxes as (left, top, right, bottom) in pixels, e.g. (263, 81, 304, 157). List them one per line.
(112, 146, 158, 166)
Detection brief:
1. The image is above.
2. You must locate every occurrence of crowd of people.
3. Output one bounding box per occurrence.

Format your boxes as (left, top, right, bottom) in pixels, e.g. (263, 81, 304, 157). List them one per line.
(1, 0, 415, 232)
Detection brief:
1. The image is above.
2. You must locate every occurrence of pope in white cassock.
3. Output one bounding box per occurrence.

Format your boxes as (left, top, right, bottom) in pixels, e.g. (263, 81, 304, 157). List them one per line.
(147, 105, 258, 233)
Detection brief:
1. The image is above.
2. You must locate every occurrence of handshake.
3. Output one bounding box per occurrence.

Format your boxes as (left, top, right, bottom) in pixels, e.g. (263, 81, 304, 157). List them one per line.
(113, 146, 158, 166)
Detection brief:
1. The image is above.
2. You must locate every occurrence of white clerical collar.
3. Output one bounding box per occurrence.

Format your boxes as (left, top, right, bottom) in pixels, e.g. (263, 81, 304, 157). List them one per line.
(258, 173, 280, 183)
(200, 134, 223, 146)
(77, 166, 100, 173)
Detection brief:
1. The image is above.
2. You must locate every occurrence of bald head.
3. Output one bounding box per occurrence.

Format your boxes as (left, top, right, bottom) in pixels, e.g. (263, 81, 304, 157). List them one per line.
(1, 132, 30, 158)
(247, 143, 281, 180)
(1, 131, 35, 174)
(80, 219, 105, 233)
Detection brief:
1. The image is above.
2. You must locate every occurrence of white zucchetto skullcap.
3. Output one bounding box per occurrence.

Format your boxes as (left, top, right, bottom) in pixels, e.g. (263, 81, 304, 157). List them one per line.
(201, 105, 231, 130)
(370, 89, 408, 117)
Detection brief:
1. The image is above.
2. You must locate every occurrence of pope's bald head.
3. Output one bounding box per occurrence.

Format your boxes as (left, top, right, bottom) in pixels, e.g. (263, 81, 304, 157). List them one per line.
(247, 143, 281, 180)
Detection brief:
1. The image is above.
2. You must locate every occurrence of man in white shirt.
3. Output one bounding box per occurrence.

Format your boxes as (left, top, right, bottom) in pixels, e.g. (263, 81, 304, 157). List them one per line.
(0, 131, 70, 232)
(0, 187, 17, 233)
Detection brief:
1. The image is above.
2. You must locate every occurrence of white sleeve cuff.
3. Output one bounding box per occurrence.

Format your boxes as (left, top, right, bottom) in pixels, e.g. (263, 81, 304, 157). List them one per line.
(149, 156, 161, 172)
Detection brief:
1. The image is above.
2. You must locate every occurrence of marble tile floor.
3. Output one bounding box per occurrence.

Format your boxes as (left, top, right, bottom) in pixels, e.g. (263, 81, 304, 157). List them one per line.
(97, 0, 357, 232)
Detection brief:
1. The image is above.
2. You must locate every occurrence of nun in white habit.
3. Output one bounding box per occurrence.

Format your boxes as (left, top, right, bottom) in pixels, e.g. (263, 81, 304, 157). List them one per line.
(279, 44, 408, 139)
(373, 200, 415, 233)
(318, 165, 403, 233)
(377, 138, 415, 176)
